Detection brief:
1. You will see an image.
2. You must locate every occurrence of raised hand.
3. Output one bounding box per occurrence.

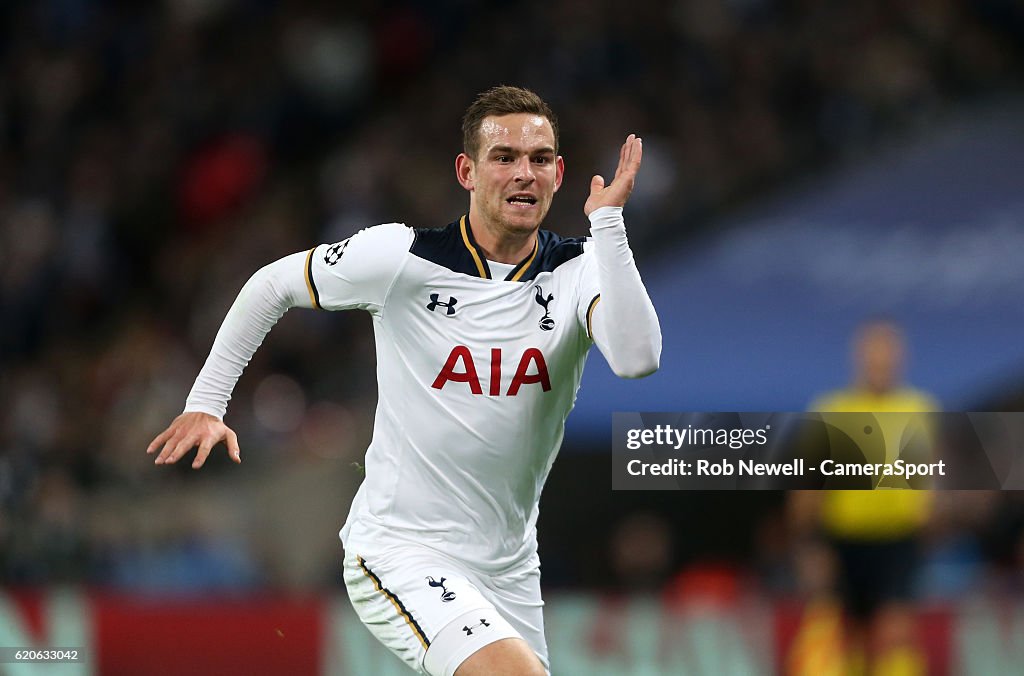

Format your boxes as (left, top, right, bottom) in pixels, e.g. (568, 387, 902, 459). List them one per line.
(147, 411, 241, 469)
(584, 134, 643, 217)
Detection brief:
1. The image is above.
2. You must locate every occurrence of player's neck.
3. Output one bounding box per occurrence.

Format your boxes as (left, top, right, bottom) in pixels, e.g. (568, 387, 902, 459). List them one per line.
(856, 379, 899, 396)
(468, 210, 538, 264)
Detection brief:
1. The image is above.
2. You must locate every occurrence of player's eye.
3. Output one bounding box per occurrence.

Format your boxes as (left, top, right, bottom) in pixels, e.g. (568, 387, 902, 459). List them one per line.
(533, 156, 551, 165)
(496, 155, 512, 163)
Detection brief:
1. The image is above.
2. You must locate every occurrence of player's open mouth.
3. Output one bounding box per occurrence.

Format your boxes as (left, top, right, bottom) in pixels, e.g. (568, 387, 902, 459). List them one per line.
(506, 195, 537, 207)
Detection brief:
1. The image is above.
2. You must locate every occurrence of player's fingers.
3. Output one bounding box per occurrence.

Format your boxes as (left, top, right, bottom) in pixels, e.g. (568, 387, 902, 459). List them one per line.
(589, 174, 605, 195)
(165, 435, 198, 465)
(154, 433, 181, 464)
(618, 137, 642, 183)
(147, 427, 173, 454)
(630, 136, 643, 171)
(226, 429, 241, 464)
(192, 436, 216, 469)
(618, 134, 634, 167)
(616, 134, 640, 183)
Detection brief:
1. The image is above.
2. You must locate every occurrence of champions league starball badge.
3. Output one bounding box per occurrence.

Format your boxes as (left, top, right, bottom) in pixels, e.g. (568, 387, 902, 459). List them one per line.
(324, 239, 350, 266)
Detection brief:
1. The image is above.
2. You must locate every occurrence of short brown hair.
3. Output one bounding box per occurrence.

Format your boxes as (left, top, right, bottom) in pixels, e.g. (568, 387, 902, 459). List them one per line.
(461, 86, 558, 160)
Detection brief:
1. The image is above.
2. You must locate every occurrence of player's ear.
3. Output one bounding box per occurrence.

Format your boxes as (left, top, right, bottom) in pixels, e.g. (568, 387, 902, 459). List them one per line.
(455, 153, 475, 191)
(553, 155, 565, 193)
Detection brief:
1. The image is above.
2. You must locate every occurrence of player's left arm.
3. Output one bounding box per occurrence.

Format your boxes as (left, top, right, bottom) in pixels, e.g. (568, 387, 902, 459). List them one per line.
(582, 134, 661, 378)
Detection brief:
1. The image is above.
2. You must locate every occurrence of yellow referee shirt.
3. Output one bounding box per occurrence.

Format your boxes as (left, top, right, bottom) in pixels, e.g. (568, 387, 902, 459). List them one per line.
(811, 388, 939, 541)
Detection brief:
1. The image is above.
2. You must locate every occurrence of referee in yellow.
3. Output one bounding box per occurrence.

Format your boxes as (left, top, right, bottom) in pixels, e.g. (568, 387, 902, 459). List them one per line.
(791, 318, 938, 676)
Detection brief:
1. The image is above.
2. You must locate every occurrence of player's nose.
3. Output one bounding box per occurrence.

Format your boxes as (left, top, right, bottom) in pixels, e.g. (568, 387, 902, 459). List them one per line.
(513, 156, 535, 182)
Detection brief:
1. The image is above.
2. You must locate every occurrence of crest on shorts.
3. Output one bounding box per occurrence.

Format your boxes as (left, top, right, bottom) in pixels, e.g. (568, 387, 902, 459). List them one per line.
(426, 576, 456, 602)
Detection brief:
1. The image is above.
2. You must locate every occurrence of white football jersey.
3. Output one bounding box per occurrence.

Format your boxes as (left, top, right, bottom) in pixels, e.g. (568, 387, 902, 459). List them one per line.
(307, 215, 603, 571)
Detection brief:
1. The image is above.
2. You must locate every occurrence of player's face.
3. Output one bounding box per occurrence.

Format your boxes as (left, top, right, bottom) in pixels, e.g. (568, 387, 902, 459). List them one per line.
(856, 323, 905, 393)
(458, 113, 564, 235)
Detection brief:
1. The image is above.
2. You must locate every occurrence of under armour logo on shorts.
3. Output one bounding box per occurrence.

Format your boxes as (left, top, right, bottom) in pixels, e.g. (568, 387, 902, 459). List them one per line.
(463, 618, 490, 635)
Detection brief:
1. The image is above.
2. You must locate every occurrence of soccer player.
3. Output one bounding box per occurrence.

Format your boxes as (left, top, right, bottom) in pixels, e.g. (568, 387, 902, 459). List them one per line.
(147, 86, 661, 675)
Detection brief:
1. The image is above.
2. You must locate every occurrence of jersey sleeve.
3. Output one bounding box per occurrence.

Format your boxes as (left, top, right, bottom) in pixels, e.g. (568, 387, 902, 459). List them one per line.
(184, 250, 317, 419)
(575, 246, 603, 342)
(306, 222, 413, 313)
(578, 206, 661, 378)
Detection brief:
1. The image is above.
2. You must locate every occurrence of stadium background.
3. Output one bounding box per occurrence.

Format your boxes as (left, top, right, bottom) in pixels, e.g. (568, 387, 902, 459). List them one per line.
(1, 0, 1023, 673)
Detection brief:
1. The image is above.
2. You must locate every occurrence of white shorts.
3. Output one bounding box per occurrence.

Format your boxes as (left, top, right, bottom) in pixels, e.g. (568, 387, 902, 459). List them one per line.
(342, 544, 549, 675)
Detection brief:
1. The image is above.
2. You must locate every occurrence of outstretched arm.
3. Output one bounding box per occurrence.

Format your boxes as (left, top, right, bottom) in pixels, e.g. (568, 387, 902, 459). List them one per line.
(584, 135, 661, 378)
(146, 223, 412, 469)
(147, 251, 313, 468)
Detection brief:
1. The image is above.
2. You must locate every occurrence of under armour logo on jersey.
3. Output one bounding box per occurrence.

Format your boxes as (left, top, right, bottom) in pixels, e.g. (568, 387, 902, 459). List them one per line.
(323, 239, 350, 266)
(426, 576, 456, 602)
(426, 294, 458, 316)
(534, 285, 555, 331)
(463, 619, 490, 636)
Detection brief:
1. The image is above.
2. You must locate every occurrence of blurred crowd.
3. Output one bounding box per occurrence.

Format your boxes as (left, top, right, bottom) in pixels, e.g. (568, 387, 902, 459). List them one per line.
(1, 0, 1023, 594)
